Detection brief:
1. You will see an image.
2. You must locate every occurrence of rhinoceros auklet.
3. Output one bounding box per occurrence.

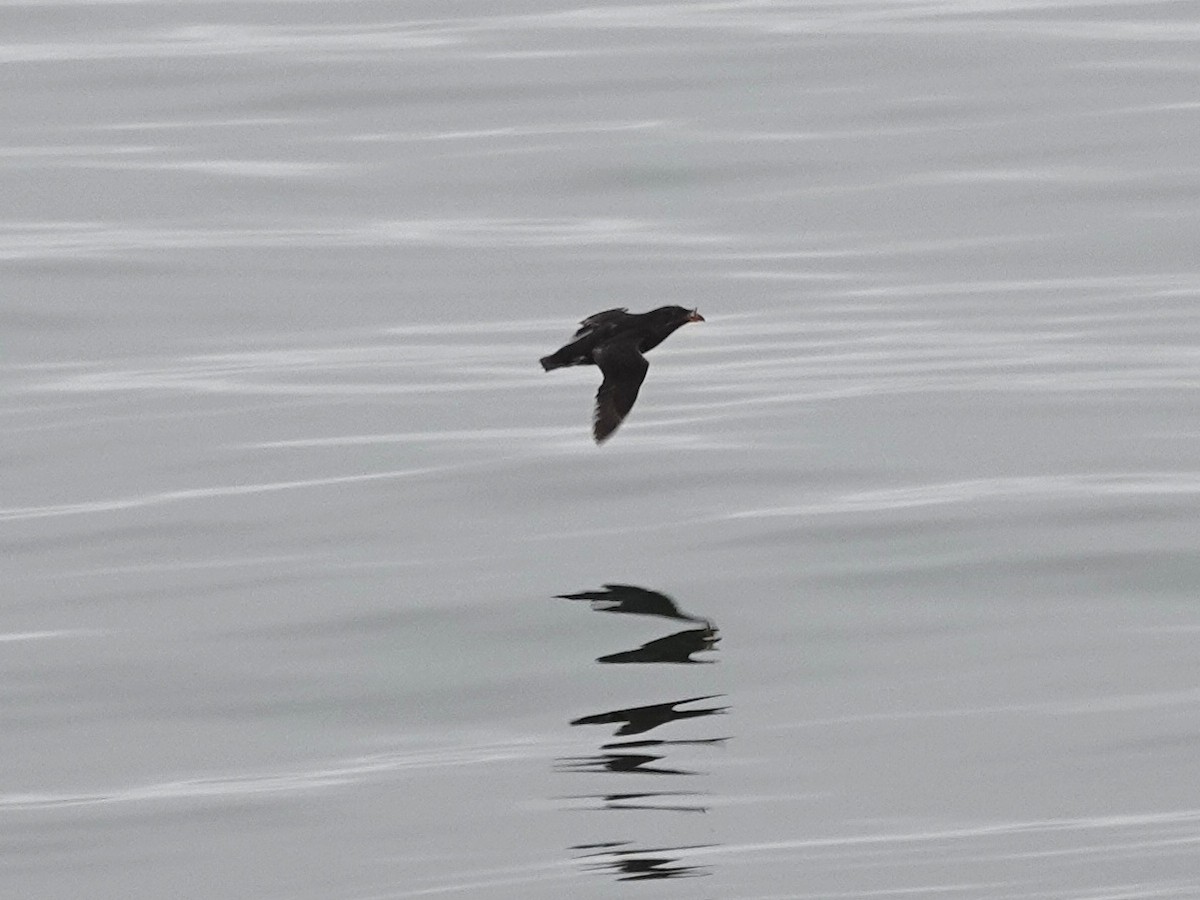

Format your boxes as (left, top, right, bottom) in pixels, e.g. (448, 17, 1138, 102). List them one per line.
(540, 306, 704, 443)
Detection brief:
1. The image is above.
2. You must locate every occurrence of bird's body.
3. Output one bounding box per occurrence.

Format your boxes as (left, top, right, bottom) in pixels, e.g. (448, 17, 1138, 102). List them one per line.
(540, 305, 704, 443)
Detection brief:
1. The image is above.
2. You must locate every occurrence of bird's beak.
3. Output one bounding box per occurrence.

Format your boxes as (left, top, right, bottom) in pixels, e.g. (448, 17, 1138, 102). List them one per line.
(686, 309, 705, 323)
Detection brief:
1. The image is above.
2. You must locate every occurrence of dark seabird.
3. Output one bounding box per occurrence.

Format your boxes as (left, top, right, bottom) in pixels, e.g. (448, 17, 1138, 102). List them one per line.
(539, 306, 705, 443)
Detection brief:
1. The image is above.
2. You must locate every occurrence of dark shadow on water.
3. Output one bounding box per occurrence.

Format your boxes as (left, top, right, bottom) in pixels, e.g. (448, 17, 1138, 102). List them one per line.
(556, 583, 726, 885)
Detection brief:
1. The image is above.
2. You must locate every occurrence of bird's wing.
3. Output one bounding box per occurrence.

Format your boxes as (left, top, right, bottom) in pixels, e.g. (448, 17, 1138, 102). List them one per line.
(592, 339, 649, 443)
(574, 307, 629, 337)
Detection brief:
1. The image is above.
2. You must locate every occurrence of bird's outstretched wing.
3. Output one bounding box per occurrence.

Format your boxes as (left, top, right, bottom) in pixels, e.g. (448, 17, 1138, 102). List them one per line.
(574, 307, 629, 337)
(593, 339, 649, 443)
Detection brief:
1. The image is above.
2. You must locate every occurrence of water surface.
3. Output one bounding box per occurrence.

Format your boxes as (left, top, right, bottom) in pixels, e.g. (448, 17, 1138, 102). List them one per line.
(4, 1, 1200, 897)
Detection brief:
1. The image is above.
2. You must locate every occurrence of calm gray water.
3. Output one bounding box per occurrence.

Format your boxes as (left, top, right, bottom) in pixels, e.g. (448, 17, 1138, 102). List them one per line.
(4, 2, 1200, 898)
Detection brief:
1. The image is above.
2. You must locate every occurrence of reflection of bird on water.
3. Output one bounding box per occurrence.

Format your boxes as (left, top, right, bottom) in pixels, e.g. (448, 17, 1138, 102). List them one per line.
(560, 584, 726, 885)
(557, 751, 696, 776)
(606, 856, 706, 882)
(562, 790, 709, 814)
(558, 583, 719, 663)
(597, 627, 719, 664)
(602, 737, 728, 750)
(540, 306, 705, 443)
(571, 695, 727, 736)
(572, 842, 713, 881)
(557, 583, 712, 626)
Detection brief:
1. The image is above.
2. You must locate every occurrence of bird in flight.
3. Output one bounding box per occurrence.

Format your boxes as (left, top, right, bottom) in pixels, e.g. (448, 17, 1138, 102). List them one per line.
(539, 306, 705, 443)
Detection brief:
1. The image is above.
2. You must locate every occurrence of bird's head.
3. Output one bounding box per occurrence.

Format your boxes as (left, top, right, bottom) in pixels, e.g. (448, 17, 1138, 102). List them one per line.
(657, 305, 705, 326)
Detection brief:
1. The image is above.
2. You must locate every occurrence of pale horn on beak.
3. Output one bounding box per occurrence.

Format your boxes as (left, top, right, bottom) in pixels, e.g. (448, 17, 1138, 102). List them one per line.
(686, 308, 705, 323)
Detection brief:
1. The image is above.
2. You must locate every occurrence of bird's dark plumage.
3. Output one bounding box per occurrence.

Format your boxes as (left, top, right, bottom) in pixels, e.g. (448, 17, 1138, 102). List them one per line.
(540, 305, 704, 443)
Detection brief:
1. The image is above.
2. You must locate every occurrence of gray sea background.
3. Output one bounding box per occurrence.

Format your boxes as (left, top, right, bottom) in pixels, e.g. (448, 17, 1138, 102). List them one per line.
(4, 1, 1200, 897)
